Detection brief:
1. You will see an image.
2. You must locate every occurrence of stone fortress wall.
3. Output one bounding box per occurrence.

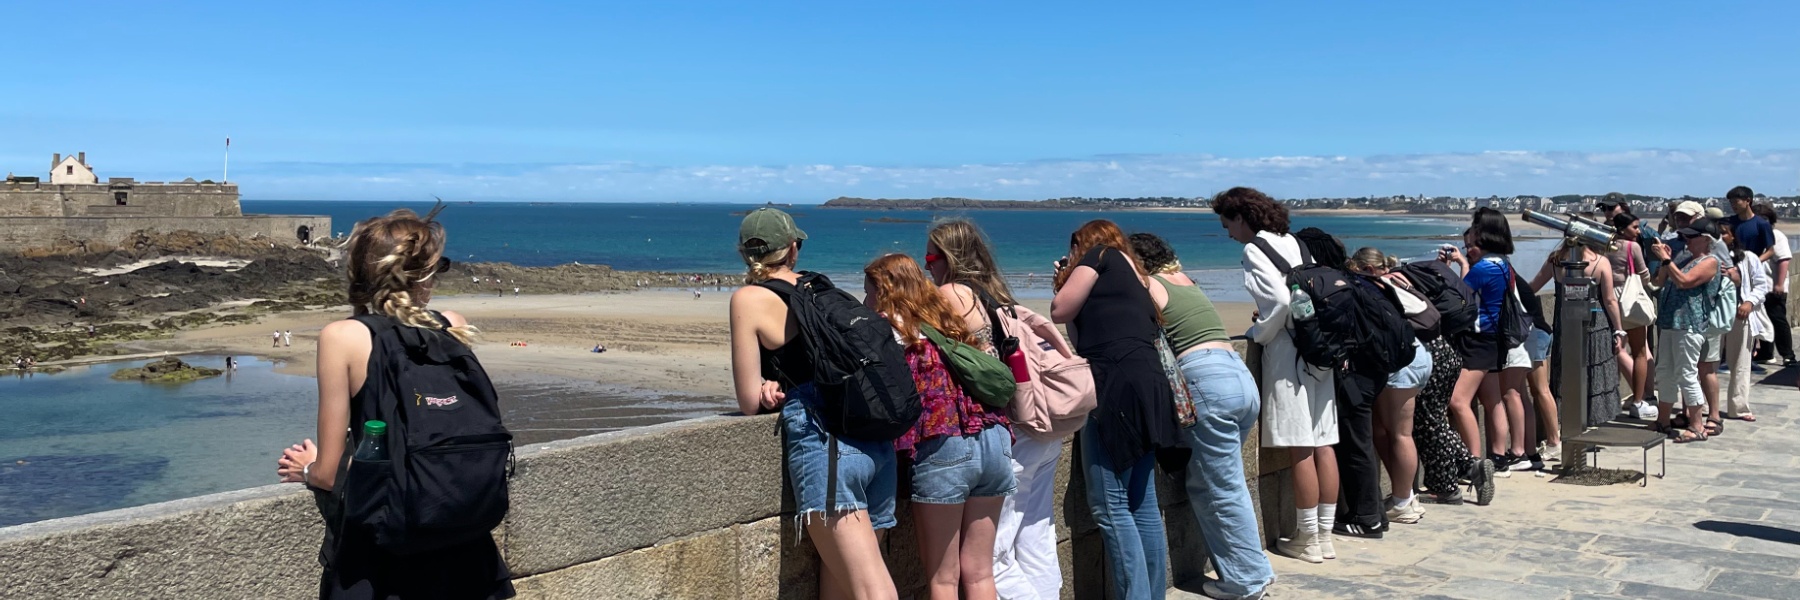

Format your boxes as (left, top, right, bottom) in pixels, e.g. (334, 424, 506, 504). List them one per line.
(1, 153, 330, 251)
(0, 350, 1299, 600)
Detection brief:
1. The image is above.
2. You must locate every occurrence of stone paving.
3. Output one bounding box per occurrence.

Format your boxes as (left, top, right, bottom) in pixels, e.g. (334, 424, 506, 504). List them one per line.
(1172, 372, 1800, 600)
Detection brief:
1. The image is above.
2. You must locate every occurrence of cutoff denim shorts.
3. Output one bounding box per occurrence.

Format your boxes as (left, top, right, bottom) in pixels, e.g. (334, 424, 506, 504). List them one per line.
(780, 384, 898, 529)
(1385, 339, 1434, 390)
(1527, 328, 1554, 363)
(910, 424, 1017, 504)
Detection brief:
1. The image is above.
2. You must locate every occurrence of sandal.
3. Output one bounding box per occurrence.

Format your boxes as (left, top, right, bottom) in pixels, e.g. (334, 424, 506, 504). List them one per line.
(1673, 429, 1708, 444)
(1706, 418, 1724, 436)
(1731, 413, 1758, 422)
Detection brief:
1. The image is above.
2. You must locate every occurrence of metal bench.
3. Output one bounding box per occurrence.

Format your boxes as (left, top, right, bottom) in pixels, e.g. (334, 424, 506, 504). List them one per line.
(1564, 427, 1666, 487)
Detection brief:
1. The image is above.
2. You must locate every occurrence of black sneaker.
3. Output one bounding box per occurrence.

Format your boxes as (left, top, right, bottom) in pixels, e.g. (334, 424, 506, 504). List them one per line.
(1333, 521, 1384, 539)
(1783, 359, 1798, 368)
(1465, 458, 1496, 506)
(1420, 488, 1464, 504)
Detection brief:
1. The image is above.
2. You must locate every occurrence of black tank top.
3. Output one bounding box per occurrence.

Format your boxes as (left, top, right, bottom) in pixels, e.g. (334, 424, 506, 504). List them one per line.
(759, 303, 815, 388)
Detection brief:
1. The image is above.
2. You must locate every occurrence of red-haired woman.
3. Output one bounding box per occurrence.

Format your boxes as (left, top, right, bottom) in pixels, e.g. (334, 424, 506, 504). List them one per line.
(1050, 220, 1176, 600)
(864, 254, 1014, 600)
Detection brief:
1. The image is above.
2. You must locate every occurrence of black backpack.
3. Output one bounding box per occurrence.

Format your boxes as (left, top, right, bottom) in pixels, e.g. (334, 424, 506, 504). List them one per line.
(1496, 260, 1533, 349)
(1345, 273, 1420, 376)
(761, 272, 921, 441)
(1398, 260, 1478, 337)
(331, 314, 513, 560)
(1251, 237, 1358, 370)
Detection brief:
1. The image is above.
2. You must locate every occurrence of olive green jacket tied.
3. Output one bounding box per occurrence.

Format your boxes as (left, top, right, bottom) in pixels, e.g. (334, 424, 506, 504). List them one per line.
(920, 324, 1018, 408)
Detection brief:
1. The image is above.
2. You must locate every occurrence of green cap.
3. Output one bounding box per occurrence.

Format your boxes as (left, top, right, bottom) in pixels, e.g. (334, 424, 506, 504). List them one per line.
(362, 420, 387, 437)
(738, 208, 807, 257)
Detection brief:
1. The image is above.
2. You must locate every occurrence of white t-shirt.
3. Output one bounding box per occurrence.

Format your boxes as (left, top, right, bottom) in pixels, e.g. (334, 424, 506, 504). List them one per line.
(1772, 229, 1792, 292)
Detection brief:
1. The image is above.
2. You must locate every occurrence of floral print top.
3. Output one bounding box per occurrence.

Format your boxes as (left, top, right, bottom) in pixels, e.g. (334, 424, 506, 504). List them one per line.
(892, 337, 1011, 460)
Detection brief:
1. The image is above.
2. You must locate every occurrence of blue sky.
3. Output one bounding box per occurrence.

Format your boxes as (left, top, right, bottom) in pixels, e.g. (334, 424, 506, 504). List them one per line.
(3, 1, 1796, 201)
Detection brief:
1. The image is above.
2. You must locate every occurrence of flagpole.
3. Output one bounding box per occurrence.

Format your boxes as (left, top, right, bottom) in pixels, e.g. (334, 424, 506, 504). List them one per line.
(223, 137, 230, 183)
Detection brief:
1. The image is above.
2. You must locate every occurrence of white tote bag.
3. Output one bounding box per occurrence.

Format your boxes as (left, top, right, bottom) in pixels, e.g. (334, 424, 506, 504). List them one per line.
(1617, 241, 1657, 329)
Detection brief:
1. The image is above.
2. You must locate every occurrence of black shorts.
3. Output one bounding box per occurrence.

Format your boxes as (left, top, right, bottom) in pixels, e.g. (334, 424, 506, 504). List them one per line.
(1454, 330, 1502, 373)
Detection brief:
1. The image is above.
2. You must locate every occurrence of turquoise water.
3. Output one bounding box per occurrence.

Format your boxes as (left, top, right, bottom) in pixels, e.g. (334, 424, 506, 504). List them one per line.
(0, 355, 316, 527)
(247, 201, 1492, 300)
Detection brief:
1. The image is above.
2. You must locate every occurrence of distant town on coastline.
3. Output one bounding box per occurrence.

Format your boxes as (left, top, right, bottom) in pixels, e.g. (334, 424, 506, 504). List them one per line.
(823, 193, 1800, 217)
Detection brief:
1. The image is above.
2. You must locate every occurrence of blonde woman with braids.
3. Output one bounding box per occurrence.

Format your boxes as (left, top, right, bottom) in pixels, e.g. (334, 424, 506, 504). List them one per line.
(728, 208, 899, 600)
(924, 220, 1060, 600)
(274, 208, 513, 599)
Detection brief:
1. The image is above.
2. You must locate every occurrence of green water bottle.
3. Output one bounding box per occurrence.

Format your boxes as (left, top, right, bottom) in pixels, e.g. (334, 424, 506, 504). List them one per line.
(353, 420, 389, 462)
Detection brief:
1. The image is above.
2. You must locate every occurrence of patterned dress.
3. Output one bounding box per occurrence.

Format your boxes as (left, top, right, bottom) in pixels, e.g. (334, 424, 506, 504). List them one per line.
(1413, 336, 1474, 495)
(893, 337, 1011, 460)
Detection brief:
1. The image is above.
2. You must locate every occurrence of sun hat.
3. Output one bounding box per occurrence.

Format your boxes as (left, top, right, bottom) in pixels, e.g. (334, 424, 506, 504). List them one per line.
(1677, 217, 1718, 239)
(1705, 207, 1726, 220)
(1673, 201, 1705, 218)
(738, 208, 807, 257)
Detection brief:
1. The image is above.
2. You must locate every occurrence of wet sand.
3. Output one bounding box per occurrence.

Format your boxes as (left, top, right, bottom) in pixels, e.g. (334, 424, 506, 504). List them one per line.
(115, 290, 1260, 443)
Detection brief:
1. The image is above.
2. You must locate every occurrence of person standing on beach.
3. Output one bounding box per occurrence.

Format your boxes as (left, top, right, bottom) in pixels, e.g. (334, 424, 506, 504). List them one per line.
(1051, 220, 1177, 599)
(865, 254, 1014, 600)
(284, 330, 293, 347)
(273, 330, 282, 348)
(925, 219, 1064, 600)
(1213, 187, 1340, 564)
(274, 208, 515, 600)
(1131, 232, 1275, 600)
(1440, 209, 1533, 472)
(727, 208, 900, 600)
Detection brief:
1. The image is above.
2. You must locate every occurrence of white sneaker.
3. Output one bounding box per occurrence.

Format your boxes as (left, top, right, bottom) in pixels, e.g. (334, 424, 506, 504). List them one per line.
(1623, 401, 1659, 420)
(1275, 531, 1324, 564)
(1317, 529, 1337, 559)
(1541, 443, 1562, 462)
(1385, 500, 1426, 524)
(1201, 580, 1266, 600)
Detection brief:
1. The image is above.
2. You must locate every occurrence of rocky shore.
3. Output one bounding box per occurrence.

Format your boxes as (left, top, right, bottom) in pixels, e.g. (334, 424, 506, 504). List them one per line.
(109, 356, 222, 383)
(0, 230, 732, 366)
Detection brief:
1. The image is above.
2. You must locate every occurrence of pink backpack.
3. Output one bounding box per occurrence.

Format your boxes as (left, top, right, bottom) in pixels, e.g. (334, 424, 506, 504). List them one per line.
(992, 304, 1096, 439)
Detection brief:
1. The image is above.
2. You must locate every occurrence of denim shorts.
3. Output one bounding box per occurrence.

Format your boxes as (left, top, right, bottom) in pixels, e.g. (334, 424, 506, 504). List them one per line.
(781, 384, 898, 529)
(1527, 328, 1554, 363)
(1385, 339, 1434, 390)
(911, 424, 1016, 504)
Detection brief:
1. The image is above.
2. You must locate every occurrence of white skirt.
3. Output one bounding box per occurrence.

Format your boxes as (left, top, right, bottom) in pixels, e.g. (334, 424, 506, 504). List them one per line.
(1259, 334, 1339, 448)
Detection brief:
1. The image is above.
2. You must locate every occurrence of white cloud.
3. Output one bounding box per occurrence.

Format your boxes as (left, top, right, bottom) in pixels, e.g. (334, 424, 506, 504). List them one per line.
(237, 148, 1800, 202)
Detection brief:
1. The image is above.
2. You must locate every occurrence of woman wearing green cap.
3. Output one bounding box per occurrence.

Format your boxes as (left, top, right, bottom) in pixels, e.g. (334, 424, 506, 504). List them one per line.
(728, 208, 900, 600)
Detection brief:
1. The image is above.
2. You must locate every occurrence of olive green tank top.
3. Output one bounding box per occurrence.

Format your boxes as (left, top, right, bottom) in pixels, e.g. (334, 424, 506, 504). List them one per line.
(1153, 275, 1230, 352)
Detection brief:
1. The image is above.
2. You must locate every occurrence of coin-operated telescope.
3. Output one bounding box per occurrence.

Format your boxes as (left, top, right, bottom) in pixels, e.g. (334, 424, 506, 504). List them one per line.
(1521, 209, 1615, 469)
(1522, 209, 1618, 253)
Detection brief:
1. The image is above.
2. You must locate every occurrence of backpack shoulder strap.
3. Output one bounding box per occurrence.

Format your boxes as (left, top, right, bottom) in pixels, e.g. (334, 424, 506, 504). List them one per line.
(1249, 236, 1294, 274)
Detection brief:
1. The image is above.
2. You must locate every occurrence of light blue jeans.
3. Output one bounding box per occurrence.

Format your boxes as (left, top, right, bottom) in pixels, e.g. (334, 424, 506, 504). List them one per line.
(1081, 418, 1167, 600)
(1178, 349, 1275, 598)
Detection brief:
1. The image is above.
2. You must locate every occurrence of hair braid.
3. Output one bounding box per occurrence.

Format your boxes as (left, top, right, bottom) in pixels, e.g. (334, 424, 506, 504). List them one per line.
(346, 209, 477, 345)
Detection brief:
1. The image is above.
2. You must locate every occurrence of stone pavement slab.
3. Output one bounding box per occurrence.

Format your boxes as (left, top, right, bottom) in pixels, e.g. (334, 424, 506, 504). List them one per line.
(1171, 374, 1800, 599)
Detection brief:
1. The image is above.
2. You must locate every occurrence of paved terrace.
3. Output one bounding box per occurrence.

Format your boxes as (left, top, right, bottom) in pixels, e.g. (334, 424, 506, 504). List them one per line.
(1172, 371, 1800, 600)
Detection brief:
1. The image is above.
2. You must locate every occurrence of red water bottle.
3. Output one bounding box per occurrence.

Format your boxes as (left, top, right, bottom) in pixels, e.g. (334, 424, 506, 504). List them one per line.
(1005, 348, 1030, 383)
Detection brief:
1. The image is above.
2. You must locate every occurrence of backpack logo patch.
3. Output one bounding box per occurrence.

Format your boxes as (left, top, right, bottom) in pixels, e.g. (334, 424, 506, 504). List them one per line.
(417, 392, 465, 411)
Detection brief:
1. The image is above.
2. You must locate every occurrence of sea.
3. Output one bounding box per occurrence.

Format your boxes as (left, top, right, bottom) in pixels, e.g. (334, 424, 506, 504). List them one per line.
(246, 200, 1561, 302)
(4, 201, 1561, 529)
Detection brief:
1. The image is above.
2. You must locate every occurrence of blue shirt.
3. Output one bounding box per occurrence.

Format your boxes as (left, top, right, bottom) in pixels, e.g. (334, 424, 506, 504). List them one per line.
(1464, 255, 1511, 333)
(1724, 214, 1775, 255)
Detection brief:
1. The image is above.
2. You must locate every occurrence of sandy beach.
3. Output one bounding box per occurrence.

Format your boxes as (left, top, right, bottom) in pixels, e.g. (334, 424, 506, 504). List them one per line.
(117, 290, 1260, 398)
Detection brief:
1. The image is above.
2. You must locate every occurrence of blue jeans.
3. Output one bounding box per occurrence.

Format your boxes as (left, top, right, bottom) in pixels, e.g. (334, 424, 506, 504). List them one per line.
(1081, 418, 1167, 600)
(1177, 349, 1275, 598)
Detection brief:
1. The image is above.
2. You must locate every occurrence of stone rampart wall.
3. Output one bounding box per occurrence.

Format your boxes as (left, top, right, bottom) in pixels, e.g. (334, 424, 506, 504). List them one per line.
(0, 215, 330, 251)
(0, 353, 1294, 600)
(0, 182, 242, 218)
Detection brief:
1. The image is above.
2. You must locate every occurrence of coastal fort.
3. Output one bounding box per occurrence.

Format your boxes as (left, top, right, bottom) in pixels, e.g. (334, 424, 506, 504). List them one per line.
(0, 152, 328, 252)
